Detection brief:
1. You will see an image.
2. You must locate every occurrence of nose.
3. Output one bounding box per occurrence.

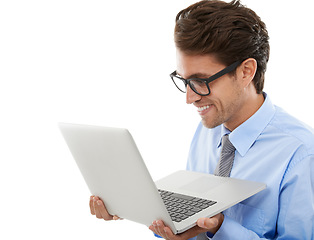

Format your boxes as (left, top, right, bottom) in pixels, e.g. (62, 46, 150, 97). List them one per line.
(186, 85, 201, 104)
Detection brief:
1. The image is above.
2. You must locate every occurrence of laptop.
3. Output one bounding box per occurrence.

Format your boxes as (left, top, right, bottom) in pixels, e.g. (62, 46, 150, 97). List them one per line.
(59, 122, 266, 234)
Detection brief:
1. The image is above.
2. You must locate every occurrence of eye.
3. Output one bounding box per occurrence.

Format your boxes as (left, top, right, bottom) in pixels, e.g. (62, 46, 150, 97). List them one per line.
(190, 79, 206, 87)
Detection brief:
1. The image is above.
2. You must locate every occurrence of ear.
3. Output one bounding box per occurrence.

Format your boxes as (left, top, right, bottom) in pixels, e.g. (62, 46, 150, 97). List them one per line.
(237, 58, 257, 88)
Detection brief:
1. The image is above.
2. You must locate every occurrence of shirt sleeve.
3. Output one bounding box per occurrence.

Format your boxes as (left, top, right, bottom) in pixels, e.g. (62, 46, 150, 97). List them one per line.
(211, 155, 314, 240)
(211, 215, 265, 239)
(276, 154, 314, 239)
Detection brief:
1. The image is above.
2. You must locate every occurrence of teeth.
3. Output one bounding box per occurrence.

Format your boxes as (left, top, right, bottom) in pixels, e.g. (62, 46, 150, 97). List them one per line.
(198, 105, 210, 111)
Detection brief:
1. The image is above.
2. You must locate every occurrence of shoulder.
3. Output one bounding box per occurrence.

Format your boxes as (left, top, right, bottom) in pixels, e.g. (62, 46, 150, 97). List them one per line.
(269, 106, 314, 153)
(268, 106, 314, 178)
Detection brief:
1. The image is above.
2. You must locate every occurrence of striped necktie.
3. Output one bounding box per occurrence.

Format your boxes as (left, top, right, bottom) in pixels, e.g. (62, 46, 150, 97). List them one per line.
(214, 134, 235, 177)
(196, 135, 236, 240)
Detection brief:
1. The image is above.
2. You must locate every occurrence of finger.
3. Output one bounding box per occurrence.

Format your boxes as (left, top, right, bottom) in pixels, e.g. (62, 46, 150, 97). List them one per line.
(149, 224, 158, 236)
(151, 221, 164, 238)
(153, 221, 163, 237)
(156, 220, 176, 240)
(113, 215, 123, 220)
(197, 217, 218, 229)
(95, 199, 114, 220)
(90, 196, 95, 215)
(92, 196, 106, 219)
(94, 200, 104, 219)
(92, 196, 101, 218)
(163, 226, 176, 239)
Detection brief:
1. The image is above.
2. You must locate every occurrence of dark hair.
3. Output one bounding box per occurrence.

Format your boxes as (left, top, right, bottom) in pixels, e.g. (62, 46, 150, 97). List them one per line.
(174, 0, 270, 93)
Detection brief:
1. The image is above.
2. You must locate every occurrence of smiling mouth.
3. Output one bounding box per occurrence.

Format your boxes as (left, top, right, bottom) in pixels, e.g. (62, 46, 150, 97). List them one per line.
(197, 105, 212, 112)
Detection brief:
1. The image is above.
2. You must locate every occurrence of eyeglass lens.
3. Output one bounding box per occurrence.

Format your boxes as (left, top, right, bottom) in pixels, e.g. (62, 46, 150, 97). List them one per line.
(189, 79, 209, 95)
(172, 76, 210, 95)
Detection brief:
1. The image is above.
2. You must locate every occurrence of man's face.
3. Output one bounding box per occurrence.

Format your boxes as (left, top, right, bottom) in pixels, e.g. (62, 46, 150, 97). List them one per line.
(176, 50, 246, 130)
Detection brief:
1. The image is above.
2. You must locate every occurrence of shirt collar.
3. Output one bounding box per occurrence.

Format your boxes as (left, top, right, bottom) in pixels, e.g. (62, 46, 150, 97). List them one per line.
(218, 93, 276, 156)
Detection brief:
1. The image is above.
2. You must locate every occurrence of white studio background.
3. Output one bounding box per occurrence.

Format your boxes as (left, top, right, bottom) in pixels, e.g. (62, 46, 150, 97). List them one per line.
(0, 0, 313, 239)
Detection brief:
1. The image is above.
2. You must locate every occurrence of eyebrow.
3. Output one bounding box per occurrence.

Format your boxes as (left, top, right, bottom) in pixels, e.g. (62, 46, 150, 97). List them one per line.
(176, 71, 212, 79)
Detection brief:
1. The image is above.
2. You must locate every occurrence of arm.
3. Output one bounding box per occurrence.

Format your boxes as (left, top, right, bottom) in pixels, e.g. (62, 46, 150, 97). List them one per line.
(151, 155, 314, 240)
(213, 155, 314, 240)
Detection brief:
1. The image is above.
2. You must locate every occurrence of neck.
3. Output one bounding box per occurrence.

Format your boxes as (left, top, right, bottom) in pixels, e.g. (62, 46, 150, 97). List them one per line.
(224, 92, 265, 131)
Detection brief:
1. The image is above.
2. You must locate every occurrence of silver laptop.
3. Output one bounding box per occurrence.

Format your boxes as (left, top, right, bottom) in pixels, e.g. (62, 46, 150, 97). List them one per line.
(59, 122, 266, 234)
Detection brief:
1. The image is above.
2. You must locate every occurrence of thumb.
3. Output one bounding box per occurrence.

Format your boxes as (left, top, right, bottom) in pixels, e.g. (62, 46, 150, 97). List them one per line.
(197, 217, 219, 229)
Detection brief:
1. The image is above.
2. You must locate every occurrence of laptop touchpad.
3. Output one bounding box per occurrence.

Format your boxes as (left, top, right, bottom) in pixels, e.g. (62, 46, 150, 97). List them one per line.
(179, 176, 228, 194)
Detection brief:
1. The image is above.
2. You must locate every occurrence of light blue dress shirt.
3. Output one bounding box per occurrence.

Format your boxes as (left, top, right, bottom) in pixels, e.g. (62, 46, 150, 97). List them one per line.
(186, 93, 314, 239)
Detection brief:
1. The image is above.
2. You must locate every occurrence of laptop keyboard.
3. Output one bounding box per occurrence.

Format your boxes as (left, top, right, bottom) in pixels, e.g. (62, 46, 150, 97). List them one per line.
(158, 189, 217, 223)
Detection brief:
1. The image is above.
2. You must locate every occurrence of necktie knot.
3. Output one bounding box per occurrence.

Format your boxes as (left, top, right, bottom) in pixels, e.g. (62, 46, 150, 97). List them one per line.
(221, 134, 236, 153)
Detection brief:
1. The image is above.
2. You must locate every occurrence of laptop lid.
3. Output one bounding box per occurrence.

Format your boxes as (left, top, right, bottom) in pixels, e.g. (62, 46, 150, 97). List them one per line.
(59, 123, 176, 231)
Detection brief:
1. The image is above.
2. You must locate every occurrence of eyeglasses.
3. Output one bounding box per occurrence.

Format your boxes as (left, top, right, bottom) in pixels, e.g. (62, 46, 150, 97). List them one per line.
(170, 60, 241, 96)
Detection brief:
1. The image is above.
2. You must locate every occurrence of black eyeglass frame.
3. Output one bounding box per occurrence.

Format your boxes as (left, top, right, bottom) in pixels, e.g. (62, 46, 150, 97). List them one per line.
(170, 60, 242, 96)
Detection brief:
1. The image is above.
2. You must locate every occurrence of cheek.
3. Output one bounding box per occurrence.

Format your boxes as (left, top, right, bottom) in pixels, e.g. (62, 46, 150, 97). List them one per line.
(223, 86, 244, 116)
(208, 75, 234, 96)
(208, 82, 230, 107)
(211, 80, 243, 113)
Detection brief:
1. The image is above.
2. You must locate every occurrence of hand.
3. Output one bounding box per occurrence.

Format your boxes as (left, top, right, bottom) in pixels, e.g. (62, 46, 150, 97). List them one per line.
(89, 196, 122, 221)
(149, 213, 224, 240)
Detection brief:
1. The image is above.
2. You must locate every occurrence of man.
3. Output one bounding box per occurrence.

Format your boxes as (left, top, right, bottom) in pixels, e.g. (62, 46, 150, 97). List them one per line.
(90, 0, 314, 239)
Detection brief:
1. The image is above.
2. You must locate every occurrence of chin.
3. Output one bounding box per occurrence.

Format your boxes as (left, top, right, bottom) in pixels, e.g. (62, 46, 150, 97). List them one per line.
(201, 119, 221, 129)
